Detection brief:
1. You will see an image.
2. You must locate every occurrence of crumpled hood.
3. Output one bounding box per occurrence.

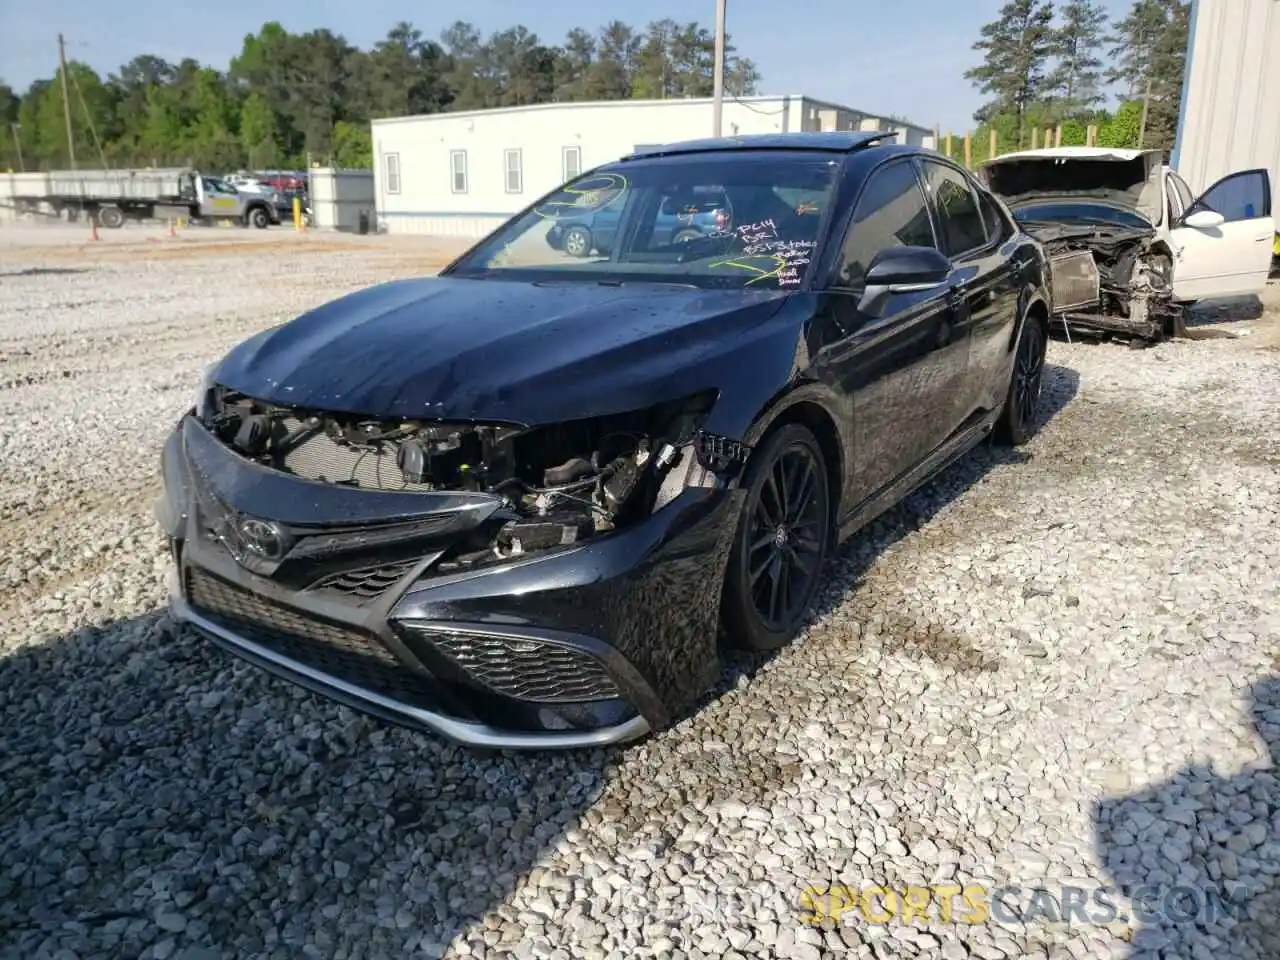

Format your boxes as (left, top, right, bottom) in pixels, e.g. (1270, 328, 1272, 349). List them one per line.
(978, 149, 1164, 224)
(210, 276, 794, 424)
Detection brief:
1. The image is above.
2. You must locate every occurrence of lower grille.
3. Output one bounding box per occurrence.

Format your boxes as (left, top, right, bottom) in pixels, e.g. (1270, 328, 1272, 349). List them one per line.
(309, 557, 422, 603)
(426, 631, 619, 704)
(185, 567, 441, 710)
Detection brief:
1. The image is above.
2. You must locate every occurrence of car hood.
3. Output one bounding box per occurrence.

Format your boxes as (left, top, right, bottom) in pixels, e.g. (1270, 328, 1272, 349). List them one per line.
(210, 276, 794, 424)
(978, 149, 1163, 225)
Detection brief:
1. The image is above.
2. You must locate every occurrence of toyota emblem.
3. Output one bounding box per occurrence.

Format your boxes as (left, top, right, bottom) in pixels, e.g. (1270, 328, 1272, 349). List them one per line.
(236, 517, 286, 559)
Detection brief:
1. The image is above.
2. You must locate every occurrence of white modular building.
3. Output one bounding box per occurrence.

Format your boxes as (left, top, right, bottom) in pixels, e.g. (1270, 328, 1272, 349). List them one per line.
(370, 95, 934, 237)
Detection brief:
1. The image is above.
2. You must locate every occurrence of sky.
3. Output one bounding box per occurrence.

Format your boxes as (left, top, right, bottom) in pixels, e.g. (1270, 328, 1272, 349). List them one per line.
(0, 0, 1137, 134)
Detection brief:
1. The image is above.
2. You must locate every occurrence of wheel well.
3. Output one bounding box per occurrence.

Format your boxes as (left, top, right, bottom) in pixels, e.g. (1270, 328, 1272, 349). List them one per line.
(763, 400, 843, 537)
(1026, 298, 1050, 338)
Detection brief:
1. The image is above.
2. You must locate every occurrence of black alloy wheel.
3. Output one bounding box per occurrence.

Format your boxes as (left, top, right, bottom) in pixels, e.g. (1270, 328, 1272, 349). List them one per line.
(722, 423, 831, 651)
(995, 314, 1047, 446)
(249, 206, 270, 229)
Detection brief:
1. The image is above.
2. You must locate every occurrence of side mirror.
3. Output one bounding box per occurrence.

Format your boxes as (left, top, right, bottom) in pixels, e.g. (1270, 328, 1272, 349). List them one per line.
(864, 245, 952, 290)
(857, 246, 952, 315)
(1182, 208, 1225, 229)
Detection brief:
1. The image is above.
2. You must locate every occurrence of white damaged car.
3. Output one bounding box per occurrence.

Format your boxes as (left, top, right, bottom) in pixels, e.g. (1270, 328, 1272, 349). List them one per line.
(977, 147, 1275, 342)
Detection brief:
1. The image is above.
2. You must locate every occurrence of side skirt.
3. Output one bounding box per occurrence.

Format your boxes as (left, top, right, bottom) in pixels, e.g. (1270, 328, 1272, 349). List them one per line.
(834, 409, 1001, 545)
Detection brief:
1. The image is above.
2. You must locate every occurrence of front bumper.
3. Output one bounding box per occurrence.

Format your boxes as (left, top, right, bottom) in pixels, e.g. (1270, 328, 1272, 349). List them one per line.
(159, 416, 739, 750)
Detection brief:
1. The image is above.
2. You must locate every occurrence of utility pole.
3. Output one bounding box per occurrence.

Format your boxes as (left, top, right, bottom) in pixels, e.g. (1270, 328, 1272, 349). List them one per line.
(1136, 25, 1153, 150)
(712, 0, 726, 137)
(10, 123, 23, 172)
(57, 33, 77, 170)
(1137, 73, 1152, 149)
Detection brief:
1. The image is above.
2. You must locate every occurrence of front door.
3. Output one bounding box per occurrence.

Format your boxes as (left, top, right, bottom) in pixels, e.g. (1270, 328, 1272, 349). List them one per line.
(814, 157, 968, 506)
(1169, 168, 1275, 301)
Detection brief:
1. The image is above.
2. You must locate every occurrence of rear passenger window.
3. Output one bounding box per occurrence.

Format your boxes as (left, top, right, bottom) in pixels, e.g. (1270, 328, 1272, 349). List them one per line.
(978, 190, 1006, 243)
(922, 161, 987, 256)
(836, 161, 935, 288)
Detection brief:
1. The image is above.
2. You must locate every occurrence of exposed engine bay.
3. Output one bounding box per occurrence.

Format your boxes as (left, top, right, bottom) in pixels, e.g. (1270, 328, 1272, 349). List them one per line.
(197, 387, 725, 569)
(1021, 221, 1179, 342)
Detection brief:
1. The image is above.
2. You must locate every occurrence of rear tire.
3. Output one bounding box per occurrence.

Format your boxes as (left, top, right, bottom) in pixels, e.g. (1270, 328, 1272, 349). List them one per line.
(247, 206, 270, 229)
(97, 206, 125, 229)
(994, 311, 1048, 447)
(721, 423, 831, 652)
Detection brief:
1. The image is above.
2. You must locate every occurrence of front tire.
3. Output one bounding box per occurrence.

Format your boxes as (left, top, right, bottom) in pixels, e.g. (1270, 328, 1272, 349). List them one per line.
(97, 206, 125, 229)
(562, 225, 592, 257)
(722, 423, 831, 652)
(994, 312, 1047, 446)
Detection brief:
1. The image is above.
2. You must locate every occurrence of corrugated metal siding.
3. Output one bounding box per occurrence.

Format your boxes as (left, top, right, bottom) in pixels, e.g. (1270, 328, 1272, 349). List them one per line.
(1176, 0, 1280, 196)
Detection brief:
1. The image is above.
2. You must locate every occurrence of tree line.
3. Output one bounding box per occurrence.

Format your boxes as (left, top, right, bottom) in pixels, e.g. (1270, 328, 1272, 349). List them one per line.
(0, 19, 760, 173)
(0, 2, 1191, 176)
(961, 0, 1190, 162)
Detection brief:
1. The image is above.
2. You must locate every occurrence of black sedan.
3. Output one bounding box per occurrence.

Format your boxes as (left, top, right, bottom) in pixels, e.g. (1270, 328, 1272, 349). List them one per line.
(157, 131, 1053, 749)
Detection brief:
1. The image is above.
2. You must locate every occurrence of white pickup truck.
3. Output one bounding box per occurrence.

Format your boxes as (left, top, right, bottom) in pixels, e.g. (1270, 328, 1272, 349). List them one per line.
(977, 147, 1275, 340)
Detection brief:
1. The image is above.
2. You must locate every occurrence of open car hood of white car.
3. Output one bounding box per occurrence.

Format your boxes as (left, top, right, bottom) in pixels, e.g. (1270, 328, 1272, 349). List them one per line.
(976, 147, 1165, 225)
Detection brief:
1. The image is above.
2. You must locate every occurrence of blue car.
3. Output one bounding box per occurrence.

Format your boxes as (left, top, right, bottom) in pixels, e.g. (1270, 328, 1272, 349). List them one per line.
(546, 186, 733, 257)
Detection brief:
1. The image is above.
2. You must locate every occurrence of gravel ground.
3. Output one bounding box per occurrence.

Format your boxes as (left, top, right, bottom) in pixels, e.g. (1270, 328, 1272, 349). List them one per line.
(1, 225, 1278, 960)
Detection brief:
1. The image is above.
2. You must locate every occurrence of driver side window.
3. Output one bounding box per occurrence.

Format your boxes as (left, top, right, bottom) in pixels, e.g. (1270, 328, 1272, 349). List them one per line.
(836, 161, 936, 289)
(1188, 169, 1271, 222)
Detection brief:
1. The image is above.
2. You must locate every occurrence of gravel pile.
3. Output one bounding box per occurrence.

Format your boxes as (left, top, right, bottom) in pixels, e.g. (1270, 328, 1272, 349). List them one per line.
(1, 227, 1278, 960)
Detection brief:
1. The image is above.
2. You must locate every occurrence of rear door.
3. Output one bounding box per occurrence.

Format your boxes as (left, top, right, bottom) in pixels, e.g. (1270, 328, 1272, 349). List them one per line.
(816, 158, 967, 503)
(1170, 168, 1274, 301)
(918, 159, 1020, 424)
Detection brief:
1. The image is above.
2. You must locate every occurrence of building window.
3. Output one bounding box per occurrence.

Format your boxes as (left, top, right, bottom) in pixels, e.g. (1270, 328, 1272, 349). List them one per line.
(504, 148, 523, 194)
(450, 150, 467, 194)
(562, 145, 581, 182)
(384, 153, 401, 194)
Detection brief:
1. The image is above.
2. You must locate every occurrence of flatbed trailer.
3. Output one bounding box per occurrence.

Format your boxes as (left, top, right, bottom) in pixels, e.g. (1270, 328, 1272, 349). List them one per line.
(2, 168, 282, 229)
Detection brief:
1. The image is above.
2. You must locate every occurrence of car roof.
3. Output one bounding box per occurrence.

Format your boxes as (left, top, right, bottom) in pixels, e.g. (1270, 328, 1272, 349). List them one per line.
(619, 131, 899, 161)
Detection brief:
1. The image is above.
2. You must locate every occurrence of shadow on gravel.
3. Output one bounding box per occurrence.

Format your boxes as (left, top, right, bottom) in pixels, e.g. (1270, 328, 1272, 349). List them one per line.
(0, 267, 91, 278)
(0, 613, 612, 958)
(713, 362, 1081, 688)
(1184, 295, 1265, 327)
(1093, 675, 1280, 959)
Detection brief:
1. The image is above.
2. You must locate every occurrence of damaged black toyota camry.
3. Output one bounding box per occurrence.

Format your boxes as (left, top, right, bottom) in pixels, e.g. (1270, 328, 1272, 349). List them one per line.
(157, 131, 1052, 749)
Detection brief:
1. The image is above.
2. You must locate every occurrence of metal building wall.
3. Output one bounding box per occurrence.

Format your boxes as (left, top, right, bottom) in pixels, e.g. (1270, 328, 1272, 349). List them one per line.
(1174, 0, 1280, 194)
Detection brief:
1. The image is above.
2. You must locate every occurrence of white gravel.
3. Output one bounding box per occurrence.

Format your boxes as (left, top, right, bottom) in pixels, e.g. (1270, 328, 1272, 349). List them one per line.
(1, 225, 1278, 960)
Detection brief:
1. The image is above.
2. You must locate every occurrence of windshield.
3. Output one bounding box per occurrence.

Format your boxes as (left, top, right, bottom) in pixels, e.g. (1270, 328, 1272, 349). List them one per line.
(1011, 201, 1152, 229)
(447, 155, 840, 290)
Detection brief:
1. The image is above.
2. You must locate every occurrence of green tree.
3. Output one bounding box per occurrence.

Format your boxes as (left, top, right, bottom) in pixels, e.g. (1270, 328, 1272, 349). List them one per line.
(1046, 0, 1108, 119)
(965, 0, 1057, 144)
(1141, 0, 1189, 149)
(5, 16, 763, 171)
(330, 120, 372, 167)
(0, 80, 20, 169)
(238, 93, 278, 168)
(1097, 98, 1143, 147)
(554, 28, 597, 101)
